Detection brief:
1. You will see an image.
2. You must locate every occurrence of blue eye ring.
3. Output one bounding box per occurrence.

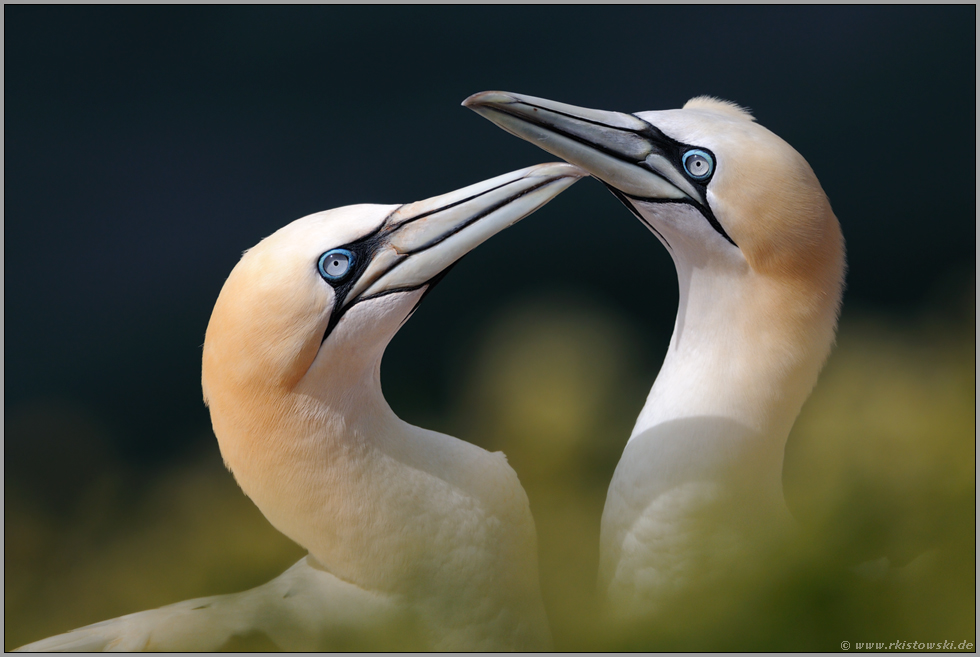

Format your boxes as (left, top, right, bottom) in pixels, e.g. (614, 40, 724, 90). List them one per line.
(318, 248, 355, 281)
(682, 149, 714, 180)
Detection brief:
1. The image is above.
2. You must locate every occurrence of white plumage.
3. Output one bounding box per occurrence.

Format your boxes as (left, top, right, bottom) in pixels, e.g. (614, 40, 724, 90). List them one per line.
(465, 91, 845, 621)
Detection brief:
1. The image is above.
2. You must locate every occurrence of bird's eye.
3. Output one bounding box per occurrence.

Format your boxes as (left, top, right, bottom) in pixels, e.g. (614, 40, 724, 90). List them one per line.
(682, 150, 714, 180)
(318, 249, 354, 281)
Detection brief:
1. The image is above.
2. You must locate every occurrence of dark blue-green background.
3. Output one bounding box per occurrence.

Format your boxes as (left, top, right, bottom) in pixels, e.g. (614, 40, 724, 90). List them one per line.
(6, 5, 975, 473)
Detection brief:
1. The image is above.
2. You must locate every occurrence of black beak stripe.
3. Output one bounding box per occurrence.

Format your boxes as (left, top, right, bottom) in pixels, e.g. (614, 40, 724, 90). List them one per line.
(487, 100, 738, 248)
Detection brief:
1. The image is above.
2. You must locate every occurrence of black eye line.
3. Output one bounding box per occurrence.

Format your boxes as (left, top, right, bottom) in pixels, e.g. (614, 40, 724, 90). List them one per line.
(316, 231, 458, 345)
(317, 222, 390, 344)
(630, 121, 716, 189)
(626, 133, 733, 245)
(620, 191, 737, 248)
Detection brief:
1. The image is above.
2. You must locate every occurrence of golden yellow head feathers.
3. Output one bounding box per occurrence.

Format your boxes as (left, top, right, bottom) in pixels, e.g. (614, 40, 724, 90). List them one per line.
(683, 96, 755, 123)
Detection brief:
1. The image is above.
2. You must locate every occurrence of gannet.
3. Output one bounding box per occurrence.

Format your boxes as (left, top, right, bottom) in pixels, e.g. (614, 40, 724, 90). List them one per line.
(464, 92, 846, 621)
(15, 162, 584, 652)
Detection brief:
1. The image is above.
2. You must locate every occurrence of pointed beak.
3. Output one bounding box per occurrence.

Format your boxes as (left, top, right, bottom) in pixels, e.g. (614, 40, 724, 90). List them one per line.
(342, 162, 584, 307)
(462, 91, 707, 206)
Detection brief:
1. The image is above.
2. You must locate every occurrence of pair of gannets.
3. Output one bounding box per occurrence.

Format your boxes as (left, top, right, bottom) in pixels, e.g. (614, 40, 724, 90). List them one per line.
(16, 91, 844, 651)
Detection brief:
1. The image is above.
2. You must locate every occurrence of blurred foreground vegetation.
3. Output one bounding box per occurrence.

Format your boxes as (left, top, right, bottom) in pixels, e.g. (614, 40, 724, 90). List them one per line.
(5, 290, 975, 651)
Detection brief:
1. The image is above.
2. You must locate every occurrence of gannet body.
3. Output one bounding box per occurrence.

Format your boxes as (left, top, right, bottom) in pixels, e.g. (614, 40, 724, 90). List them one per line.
(465, 92, 845, 620)
(16, 163, 584, 652)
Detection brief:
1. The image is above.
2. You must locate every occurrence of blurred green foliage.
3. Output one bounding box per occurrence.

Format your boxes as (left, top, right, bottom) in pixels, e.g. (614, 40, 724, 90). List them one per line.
(5, 291, 975, 651)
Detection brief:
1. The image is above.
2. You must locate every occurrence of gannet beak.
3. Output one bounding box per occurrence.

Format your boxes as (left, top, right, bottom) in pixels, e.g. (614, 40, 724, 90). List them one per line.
(463, 91, 706, 202)
(341, 162, 584, 308)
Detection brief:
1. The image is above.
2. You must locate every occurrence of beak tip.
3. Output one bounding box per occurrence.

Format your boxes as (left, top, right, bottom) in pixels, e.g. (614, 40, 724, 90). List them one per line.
(462, 90, 517, 110)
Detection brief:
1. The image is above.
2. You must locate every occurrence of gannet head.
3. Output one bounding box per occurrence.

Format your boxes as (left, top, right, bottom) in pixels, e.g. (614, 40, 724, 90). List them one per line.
(202, 162, 583, 470)
(200, 161, 586, 489)
(464, 91, 843, 286)
(464, 92, 845, 432)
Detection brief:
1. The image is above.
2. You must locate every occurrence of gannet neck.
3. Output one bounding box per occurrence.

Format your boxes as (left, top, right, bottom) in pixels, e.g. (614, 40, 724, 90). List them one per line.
(634, 235, 842, 452)
(600, 200, 844, 614)
(204, 290, 550, 649)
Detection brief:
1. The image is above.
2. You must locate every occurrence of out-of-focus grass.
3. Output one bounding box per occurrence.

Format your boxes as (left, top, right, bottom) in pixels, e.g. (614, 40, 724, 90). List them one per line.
(449, 291, 975, 650)
(448, 295, 652, 649)
(5, 291, 975, 651)
(4, 418, 306, 651)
